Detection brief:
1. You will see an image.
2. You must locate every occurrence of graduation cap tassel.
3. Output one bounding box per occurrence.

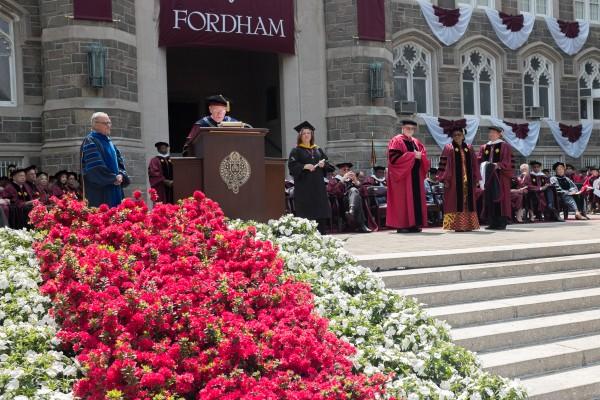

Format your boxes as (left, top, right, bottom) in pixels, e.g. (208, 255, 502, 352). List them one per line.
(370, 131, 377, 170)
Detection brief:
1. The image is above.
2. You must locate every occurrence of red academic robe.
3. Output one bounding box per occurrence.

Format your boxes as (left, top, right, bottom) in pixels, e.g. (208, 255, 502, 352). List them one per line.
(148, 156, 174, 203)
(2, 182, 32, 229)
(386, 134, 430, 229)
(51, 184, 65, 199)
(437, 142, 480, 214)
(478, 141, 513, 218)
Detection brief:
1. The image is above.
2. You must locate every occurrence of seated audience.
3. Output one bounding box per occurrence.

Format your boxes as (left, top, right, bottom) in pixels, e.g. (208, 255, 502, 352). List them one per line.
(368, 166, 387, 187)
(550, 162, 587, 220)
(36, 172, 51, 205)
(424, 168, 443, 225)
(51, 170, 69, 199)
(2, 168, 34, 229)
(580, 166, 599, 213)
(511, 165, 528, 223)
(525, 160, 562, 222)
(328, 162, 371, 233)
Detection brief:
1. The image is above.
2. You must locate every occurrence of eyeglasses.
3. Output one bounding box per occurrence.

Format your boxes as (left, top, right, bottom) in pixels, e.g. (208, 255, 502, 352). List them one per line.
(96, 121, 112, 126)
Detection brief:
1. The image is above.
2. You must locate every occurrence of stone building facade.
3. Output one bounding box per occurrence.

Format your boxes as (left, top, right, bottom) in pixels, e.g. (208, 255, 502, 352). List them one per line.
(0, 0, 328, 192)
(324, 0, 600, 171)
(1, 0, 599, 193)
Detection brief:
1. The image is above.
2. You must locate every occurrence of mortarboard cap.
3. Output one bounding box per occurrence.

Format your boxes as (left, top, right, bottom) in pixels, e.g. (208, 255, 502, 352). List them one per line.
(488, 126, 504, 133)
(566, 164, 575, 169)
(24, 165, 37, 173)
(529, 160, 542, 167)
(401, 119, 418, 126)
(206, 94, 230, 112)
(294, 121, 315, 133)
(373, 166, 385, 172)
(428, 167, 438, 174)
(54, 170, 69, 179)
(10, 168, 25, 178)
(154, 141, 169, 148)
(336, 162, 353, 169)
(552, 162, 565, 171)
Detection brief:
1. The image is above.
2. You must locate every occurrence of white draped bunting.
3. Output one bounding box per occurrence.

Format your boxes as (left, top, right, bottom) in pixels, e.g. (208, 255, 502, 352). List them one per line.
(417, 0, 473, 46)
(547, 120, 594, 158)
(545, 17, 589, 55)
(488, 117, 540, 157)
(420, 114, 480, 149)
(484, 9, 534, 50)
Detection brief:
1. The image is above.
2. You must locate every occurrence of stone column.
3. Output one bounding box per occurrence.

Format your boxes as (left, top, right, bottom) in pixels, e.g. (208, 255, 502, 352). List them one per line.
(280, 0, 329, 156)
(39, 0, 146, 194)
(324, 0, 396, 170)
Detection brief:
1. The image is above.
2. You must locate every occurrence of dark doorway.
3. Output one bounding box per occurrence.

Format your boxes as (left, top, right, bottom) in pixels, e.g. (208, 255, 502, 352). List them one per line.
(166, 47, 282, 157)
(168, 102, 199, 154)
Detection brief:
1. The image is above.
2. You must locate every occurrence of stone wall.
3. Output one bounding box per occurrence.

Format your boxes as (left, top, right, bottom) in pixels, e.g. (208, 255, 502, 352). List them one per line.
(0, 116, 42, 143)
(40, 0, 136, 34)
(323, 0, 600, 170)
(42, 39, 138, 102)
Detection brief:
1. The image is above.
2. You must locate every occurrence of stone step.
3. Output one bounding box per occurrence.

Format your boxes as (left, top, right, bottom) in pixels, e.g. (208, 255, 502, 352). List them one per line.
(452, 309, 600, 352)
(398, 269, 600, 307)
(357, 239, 600, 271)
(479, 334, 600, 379)
(426, 287, 600, 328)
(522, 363, 600, 400)
(377, 253, 600, 289)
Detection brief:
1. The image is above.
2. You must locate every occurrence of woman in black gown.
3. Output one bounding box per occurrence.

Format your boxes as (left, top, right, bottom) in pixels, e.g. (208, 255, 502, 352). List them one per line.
(287, 121, 332, 234)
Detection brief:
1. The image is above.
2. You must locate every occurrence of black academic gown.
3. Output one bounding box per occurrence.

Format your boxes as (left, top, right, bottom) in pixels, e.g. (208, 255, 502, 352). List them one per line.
(288, 146, 331, 220)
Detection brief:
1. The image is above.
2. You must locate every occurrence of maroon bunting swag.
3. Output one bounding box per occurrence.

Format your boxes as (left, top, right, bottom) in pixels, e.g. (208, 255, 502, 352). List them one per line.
(547, 120, 594, 158)
(489, 118, 541, 157)
(438, 118, 467, 137)
(417, 0, 473, 46)
(73, 0, 112, 22)
(505, 121, 529, 139)
(500, 13, 524, 32)
(545, 17, 589, 55)
(484, 9, 534, 50)
(434, 6, 460, 27)
(357, 0, 386, 42)
(559, 123, 583, 143)
(421, 115, 479, 148)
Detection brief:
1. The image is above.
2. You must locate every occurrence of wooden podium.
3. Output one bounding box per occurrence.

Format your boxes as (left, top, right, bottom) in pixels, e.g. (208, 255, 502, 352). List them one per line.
(172, 127, 285, 222)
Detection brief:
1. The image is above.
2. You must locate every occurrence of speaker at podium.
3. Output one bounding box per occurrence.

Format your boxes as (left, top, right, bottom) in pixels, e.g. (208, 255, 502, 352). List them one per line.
(171, 126, 285, 222)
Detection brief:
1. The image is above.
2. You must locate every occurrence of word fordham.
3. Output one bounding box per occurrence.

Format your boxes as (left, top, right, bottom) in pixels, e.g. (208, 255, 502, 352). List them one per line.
(172, 10, 287, 37)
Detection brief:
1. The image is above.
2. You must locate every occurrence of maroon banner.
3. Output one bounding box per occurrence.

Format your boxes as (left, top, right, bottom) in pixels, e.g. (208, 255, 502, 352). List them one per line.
(357, 0, 386, 42)
(73, 0, 113, 22)
(159, 0, 295, 54)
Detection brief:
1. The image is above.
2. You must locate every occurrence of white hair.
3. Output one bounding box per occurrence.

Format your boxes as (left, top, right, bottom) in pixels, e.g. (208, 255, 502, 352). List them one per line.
(90, 112, 109, 127)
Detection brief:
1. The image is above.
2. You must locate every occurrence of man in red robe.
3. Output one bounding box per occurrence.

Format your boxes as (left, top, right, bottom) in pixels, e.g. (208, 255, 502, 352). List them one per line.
(148, 141, 174, 204)
(478, 126, 513, 230)
(386, 119, 430, 233)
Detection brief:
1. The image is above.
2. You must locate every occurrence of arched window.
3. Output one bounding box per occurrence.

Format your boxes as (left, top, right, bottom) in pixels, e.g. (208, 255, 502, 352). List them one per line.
(579, 59, 600, 120)
(0, 13, 16, 106)
(461, 48, 497, 117)
(523, 54, 554, 119)
(520, 0, 553, 16)
(393, 42, 432, 114)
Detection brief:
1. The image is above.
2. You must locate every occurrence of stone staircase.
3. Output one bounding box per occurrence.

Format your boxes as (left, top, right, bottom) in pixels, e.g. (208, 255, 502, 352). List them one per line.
(358, 240, 600, 400)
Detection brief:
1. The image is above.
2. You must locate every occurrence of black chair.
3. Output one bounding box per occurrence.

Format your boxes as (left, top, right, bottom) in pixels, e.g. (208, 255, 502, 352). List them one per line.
(366, 186, 387, 228)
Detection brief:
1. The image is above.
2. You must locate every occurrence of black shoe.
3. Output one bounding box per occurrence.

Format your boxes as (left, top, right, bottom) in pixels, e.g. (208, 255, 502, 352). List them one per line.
(408, 226, 422, 233)
(396, 228, 410, 233)
(485, 225, 503, 230)
(359, 224, 372, 233)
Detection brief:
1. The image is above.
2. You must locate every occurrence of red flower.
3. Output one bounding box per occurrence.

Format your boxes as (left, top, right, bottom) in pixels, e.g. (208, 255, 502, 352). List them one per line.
(31, 192, 387, 399)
